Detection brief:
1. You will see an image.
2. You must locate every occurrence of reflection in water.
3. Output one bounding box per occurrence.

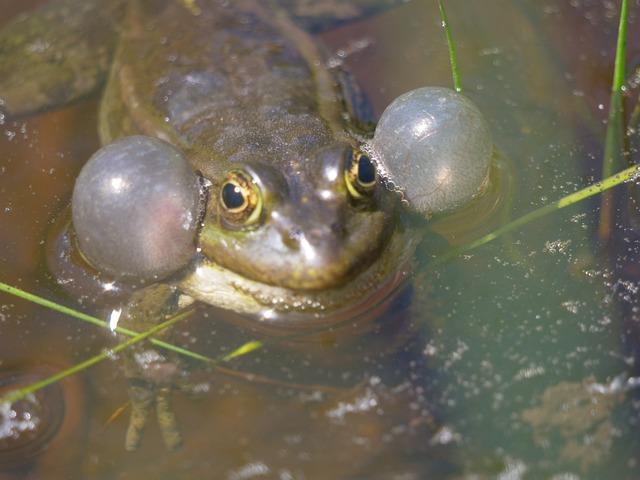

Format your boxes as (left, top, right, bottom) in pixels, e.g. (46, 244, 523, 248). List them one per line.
(1, 0, 640, 479)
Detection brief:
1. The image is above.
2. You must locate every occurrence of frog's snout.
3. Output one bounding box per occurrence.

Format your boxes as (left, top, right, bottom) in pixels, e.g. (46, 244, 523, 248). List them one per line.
(269, 201, 344, 250)
(265, 201, 386, 291)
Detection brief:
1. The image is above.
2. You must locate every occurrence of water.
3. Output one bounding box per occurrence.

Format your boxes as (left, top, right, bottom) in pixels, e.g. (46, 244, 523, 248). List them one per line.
(1, 1, 640, 478)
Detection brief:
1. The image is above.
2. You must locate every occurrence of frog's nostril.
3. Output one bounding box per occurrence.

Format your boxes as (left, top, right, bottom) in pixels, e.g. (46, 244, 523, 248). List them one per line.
(282, 228, 301, 250)
(329, 221, 345, 236)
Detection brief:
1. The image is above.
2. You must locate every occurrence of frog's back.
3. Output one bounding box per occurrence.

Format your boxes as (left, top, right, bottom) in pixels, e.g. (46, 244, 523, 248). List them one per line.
(101, 0, 344, 179)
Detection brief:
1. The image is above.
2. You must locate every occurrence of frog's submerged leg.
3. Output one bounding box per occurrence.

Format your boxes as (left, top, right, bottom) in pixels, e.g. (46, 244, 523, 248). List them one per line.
(120, 283, 187, 451)
(271, 0, 407, 33)
(0, 0, 124, 117)
(125, 380, 156, 451)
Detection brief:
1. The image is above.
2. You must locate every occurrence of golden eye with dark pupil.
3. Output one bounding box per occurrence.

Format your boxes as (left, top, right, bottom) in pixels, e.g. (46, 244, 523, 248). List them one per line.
(346, 149, 378, 198)
(219, 170, 262, 226)
(356, 154, 376, 186)
(221, 182, 247, 211)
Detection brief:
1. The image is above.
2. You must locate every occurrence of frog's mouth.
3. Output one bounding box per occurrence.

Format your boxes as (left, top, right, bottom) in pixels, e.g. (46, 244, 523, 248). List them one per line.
(178, 229, 420, 328)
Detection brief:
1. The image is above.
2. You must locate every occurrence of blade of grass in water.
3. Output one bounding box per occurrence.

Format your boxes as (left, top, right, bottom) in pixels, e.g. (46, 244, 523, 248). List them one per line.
(0, 310, 193, 405)
(598, 0, 629, 241)
(437, 0, 461, 92)
(0, 281, 213, 363)
(0, 283, 342, 393)
(435, 165, 639, 265)
(0, 283, 268, 367)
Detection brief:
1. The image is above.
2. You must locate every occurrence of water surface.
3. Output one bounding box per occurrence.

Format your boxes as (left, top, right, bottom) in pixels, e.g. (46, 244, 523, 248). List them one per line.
(1, 1, 640, 478)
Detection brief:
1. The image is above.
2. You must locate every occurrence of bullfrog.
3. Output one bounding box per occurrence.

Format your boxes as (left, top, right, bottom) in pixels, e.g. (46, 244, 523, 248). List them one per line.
(0, 0, 495, 454)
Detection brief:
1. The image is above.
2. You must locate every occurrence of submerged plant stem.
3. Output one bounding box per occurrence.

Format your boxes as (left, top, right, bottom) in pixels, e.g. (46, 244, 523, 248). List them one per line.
(598, 0, 629, 241)
(437, 0, 461, 92)
(0, 310, 192, 405)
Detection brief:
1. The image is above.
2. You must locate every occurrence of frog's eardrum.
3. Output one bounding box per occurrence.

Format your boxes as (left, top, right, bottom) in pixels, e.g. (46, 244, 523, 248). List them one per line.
(72, 136, 202, 281)
(370, 87, 492, 216)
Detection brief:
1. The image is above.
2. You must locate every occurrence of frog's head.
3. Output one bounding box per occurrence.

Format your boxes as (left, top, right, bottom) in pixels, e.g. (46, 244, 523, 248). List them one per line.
(70, 136, 414, 320)
(200, 142, 393, 292)
(69, 87, 492, 320)
(180, 135, 420, 320)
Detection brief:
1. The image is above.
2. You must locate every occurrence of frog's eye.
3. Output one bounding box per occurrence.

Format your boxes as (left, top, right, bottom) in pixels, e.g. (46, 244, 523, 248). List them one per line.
(345, 149, 378, 199)
(219, 171, 262, 225)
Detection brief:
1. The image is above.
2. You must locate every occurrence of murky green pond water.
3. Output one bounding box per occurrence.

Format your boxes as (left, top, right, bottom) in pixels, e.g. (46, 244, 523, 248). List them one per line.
(1, 1, 639, 478)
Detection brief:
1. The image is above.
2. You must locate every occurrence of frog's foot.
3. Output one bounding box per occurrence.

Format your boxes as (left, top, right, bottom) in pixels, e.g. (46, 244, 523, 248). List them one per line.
(125, 379, 182, 452)
(122, 346, 188, 452)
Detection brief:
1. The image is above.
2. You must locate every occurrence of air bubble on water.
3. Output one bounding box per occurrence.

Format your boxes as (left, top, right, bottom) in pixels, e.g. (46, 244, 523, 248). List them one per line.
(443, 340, 469, 369)
(133, 349, 166, 369)
(543, 239, 572, 254)
(188, 382, 210, 395)
(228, 462, 270, 480)
(549, 474, 580, 480)
(599, 315, 612, 326)
(278, 469, 294, 480)
(561, 300, 581, 314)
(429, 425, 461, 445)
(479, 47, 502, 56)
(497, 458, 527, 480)
(423, 342, 438, 357)
(104, 349, 118, 361)
(587, 373, 640, 395)
(4, 130, 15, 141)
(326, 388, 379, 424)
(326, 37, 372, 69)
(0, 397, 41, 440)
(514, 365, 545, 381)
(26, 39, 51, 54)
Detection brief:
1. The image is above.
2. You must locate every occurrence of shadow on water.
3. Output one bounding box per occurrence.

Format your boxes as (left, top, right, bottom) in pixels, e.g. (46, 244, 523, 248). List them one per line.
(1, 0, 640, 478)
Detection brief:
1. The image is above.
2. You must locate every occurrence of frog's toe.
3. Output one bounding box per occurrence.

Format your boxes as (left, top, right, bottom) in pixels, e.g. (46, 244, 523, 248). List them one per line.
(156, 386, 183, 451)
(125, 381, 155, 451)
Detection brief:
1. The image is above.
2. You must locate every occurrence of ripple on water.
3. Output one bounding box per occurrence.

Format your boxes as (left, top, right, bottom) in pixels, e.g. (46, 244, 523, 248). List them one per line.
(0, 370, 65, 469)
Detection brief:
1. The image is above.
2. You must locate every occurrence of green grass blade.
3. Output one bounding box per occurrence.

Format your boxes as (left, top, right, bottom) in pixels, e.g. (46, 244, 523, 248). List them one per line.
(0, 282, 348, 393)
(222, 340, 264, 361)
(0, 282, 213, 363)
(0, 310, 192, 405)
(437, 0, 462, 92)
(599, 0, 629, 240)
(612, 0, 629, 94)
(435, 165, 639, 264)
(0, 282, 270, 366)
(0, 282, 112, 329)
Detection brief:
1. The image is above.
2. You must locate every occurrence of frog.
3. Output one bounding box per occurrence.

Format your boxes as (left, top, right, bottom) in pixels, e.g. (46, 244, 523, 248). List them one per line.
(0, 0, 486, 456)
